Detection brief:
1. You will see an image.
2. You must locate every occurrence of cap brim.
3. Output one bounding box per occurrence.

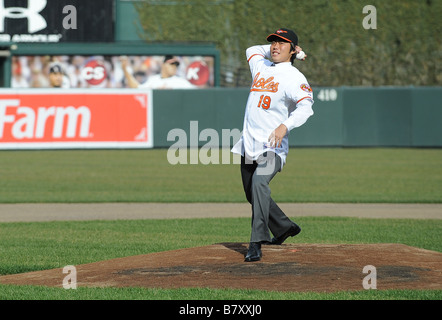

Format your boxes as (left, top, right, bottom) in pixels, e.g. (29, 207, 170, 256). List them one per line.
(267, 34, 292, 43)
(165, 58, 180, 66)
(49, 67, 63, 74)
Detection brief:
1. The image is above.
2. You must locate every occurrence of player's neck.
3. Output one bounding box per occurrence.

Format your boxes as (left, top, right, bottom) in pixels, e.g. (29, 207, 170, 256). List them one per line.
(272, 61, 292, 66)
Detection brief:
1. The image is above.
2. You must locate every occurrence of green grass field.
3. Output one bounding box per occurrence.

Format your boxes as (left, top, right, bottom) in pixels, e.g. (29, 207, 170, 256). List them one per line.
(0, 148, 441, 203)
(0, 148, 441, 300)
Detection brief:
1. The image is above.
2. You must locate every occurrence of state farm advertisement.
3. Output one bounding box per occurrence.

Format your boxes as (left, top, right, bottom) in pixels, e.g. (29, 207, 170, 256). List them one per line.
(0, 89, 153, 149)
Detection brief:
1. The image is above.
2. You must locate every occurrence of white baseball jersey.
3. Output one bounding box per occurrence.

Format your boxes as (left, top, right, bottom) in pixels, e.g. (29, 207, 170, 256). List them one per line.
(231, 45, 314, 166)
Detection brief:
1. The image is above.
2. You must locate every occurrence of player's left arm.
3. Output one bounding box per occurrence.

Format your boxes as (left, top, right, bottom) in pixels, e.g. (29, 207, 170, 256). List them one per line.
(283, 96, 314, 131)
(268, 86, 314, 148)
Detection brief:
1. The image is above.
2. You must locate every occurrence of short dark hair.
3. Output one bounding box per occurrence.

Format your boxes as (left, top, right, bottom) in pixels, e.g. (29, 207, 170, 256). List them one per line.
(290, 43, 296, 64)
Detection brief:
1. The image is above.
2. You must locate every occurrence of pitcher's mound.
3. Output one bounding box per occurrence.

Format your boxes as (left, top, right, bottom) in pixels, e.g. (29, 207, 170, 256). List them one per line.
(1, 243, 441, 292)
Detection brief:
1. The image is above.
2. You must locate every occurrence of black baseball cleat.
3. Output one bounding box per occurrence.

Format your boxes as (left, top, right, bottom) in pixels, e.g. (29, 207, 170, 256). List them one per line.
(244, 242, 262, 262)
(270, 224, 301, 245)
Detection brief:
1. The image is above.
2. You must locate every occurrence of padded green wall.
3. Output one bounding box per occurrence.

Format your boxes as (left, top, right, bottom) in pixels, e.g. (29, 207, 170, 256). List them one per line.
(152, 87, 442, 148)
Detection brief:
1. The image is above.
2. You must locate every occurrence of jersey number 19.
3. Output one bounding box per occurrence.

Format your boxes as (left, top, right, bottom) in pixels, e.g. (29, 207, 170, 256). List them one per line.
(257, 95, 271, 109)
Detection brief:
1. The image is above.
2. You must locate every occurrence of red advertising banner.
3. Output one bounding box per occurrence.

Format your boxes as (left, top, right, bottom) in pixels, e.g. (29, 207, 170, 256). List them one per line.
(0, 89, 153, 149)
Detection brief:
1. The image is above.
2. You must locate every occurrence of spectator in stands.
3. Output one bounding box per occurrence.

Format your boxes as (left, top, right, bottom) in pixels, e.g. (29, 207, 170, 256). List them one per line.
(48, 63, 70, 88)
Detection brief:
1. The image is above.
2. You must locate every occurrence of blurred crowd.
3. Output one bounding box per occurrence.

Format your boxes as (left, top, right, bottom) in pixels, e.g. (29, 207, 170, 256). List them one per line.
(11, 54, 214, 89)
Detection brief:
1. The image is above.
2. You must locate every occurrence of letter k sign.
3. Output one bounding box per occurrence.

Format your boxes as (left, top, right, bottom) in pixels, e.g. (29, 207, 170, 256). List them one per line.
(0, 0, 47, 33)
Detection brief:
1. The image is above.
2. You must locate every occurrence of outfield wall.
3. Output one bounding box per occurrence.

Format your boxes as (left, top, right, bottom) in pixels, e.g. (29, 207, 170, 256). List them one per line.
(0, 87, 440, 149)
(153, 87, 442, 148)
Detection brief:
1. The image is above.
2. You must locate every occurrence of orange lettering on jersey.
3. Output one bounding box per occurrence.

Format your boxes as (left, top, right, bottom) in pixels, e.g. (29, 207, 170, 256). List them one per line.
(251, 72, 279, 93)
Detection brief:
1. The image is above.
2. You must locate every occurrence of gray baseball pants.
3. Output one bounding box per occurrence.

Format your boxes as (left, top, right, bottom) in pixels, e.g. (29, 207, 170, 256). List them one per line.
(240, 152, 295, 243)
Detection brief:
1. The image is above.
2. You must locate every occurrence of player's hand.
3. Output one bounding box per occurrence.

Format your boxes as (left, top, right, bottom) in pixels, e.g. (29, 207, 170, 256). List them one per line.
(120, 56, 129, 70)
(294, 45, 307, 61)
(268, 124, 288, 148)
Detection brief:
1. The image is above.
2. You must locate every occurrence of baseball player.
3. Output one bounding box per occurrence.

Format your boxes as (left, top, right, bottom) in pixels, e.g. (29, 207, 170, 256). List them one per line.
(121, 55, 194, 89)
(231, 28, 314, 262)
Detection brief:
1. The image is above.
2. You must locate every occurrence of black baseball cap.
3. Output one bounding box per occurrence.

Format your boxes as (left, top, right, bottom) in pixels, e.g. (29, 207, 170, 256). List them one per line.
(267, 28, 298, 46)
(49, 63, 63, 74)
(164, 55, 180, 66)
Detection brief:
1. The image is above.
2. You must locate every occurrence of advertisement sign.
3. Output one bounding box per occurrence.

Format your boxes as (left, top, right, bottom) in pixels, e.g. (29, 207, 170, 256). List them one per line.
(0, 0, 114, 43)
(0, 89, 153, 149)
(12, 55, 215, 89)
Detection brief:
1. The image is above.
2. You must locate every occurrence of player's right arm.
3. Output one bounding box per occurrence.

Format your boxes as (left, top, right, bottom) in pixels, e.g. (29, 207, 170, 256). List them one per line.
(246, 45, 271, 62)
(120, 56, 141, 88)
(246, 45, 272, 76)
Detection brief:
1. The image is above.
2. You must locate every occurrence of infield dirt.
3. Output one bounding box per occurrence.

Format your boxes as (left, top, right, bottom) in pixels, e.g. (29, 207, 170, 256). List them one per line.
(1, 243, 441, 292)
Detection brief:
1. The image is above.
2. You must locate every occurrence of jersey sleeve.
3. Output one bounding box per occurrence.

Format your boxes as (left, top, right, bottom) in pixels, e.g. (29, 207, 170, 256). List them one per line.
(246, 45, 272, 76)
(282, 79, 314, 131)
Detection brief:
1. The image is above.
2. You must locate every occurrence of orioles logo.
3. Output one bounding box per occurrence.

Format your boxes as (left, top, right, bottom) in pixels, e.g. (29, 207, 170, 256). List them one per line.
(251, 72, 279, 93)
(300, 83, 312, 93)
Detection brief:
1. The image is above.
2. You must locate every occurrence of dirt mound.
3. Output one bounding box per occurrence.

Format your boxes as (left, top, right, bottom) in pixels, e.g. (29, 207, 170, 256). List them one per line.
(1, 243, 441, 292)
